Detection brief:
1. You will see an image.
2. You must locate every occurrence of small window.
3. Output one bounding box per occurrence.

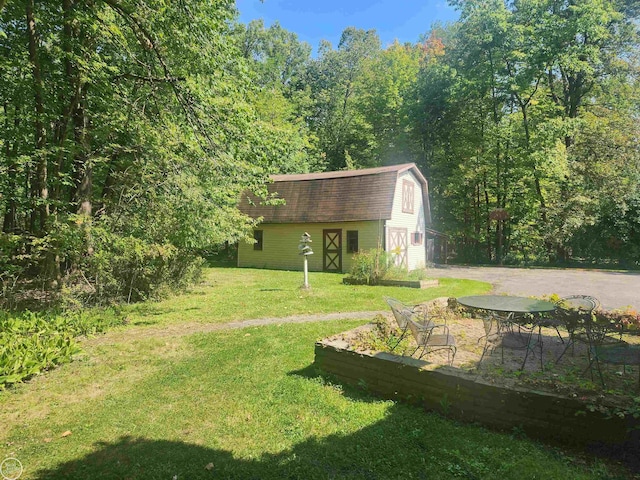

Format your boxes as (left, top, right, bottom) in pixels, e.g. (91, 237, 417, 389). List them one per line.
(347, 231, 359, 253)
(402, 180, 415, 214)
(253, 230, 263, 251)
(411, 231, 423, 246)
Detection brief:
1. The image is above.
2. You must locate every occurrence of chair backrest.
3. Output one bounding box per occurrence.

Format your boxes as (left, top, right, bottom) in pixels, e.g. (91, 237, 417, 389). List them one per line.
(482, 317, 500, 340)
(406, 317, 427, 345)
(384, 296, 414, 330)
(554, 295, 600, 334)
(558, 295, 599, 312)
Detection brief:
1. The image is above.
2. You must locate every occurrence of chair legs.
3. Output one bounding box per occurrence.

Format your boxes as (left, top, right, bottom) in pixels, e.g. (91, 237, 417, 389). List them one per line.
(411, 341, 456, 366)
(389, 326, 409, 353)
(478, 316, 501, 366)
(555, 337, 574, 364)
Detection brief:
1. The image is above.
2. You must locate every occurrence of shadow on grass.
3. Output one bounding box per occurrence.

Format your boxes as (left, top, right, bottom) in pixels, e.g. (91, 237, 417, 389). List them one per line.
(127, 304, 174, 318)
(130, 320, 159, 327)
(26, 401, 444, 479)
(29, 403, 504, 480)
(31, 402, 640, 480)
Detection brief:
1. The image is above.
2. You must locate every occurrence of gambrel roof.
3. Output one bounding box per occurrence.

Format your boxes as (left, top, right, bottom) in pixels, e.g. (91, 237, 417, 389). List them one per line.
(238, 163, 431, 224)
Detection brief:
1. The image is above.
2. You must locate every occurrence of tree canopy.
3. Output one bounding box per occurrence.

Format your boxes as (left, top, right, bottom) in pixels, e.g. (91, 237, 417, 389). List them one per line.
(1, 0, 639, 303)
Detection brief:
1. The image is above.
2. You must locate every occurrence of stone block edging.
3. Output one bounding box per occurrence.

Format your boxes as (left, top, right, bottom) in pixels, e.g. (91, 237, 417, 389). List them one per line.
(314, 336, 639, 448)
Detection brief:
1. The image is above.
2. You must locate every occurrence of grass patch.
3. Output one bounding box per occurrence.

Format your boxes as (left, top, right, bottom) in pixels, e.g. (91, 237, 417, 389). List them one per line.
(0, 321, 625, 479)
(122, 267, 491, 327)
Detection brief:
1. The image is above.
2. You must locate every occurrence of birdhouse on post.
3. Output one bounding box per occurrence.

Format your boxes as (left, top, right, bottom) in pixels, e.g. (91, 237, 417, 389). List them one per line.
(298, 232, 313, 289)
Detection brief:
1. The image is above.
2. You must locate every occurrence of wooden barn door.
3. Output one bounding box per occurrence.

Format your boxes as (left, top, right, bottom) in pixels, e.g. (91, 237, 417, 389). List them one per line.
(388, 227, 408, 268)
(323, 229, 342, 272)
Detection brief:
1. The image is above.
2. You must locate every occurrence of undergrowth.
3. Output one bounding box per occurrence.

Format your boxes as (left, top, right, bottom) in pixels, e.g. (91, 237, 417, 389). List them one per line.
(0, 309, 126, 388)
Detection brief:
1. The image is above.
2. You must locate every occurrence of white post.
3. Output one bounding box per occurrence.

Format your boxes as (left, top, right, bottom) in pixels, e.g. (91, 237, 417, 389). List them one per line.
(303, 255, 309, 289)
(299, 232, 313, 290)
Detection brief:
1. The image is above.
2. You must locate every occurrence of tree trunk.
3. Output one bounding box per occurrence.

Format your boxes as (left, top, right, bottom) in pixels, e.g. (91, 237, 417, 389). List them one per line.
(74, 84, 94, 260)
(26, 0, 49, 235)
(74, 86, 92, 217)
(2, 103, 18, 233)
(51, 0, 78, 211)
(27, 0, 61, 283)
(483, 178, 491, 262)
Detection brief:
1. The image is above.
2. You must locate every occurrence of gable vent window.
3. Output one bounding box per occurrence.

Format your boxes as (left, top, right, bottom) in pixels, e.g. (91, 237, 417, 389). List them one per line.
(347, 231, 359, 253)
(411, 231, 423, 246)
(402, 180, 415, 214)
(253, 230, 263, 251)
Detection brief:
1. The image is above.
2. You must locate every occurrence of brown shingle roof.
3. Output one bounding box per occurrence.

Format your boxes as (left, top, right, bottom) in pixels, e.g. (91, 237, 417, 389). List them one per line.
(238, 163, 429, 224)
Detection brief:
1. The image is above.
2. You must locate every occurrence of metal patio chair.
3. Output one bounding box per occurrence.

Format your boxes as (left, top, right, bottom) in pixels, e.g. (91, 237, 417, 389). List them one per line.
(383, 296, 455, 362)
(477, 311, 533, 367)
(383, 296, 447, 351)
(590, 341, 640, 389)
(405, 315, 457, 365)
(581, 316, 630, 386)
(554, 295, 600, 364)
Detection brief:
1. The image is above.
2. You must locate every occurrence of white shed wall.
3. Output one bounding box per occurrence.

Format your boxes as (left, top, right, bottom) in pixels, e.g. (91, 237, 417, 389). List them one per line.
(385, 170, 427, 270)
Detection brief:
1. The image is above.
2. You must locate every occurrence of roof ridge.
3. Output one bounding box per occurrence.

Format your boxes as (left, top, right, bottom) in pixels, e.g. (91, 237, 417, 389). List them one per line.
(271, 163, 417, 182)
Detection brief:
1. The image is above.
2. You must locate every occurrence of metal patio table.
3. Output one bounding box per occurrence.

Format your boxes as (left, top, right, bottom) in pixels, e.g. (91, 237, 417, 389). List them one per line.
(457, 295, 556, 369)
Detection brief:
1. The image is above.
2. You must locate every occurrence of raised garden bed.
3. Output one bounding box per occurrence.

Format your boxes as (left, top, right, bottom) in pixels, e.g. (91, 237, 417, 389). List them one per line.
(314, 304, 640, 450)
(342, 278, 439, 288)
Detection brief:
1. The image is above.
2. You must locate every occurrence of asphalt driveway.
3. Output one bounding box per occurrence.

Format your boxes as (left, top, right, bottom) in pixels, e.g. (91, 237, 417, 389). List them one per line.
(433, 265, 640, 310)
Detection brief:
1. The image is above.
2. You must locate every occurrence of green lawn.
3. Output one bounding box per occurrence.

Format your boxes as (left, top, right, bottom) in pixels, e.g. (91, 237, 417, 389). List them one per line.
(122, 267, 492, 327)
(0, 268, 631, 479)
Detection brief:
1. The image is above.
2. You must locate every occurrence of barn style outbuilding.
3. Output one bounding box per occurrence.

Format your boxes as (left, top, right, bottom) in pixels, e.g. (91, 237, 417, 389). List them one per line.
(237, 163, 444, 273)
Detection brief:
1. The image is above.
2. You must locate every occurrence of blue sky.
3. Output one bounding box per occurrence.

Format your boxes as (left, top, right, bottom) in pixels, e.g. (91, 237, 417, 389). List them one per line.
(235, 0, 459, 54)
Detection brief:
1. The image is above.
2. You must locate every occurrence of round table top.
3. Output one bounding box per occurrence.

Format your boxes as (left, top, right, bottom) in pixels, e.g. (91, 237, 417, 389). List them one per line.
(456, 295, 556, 314)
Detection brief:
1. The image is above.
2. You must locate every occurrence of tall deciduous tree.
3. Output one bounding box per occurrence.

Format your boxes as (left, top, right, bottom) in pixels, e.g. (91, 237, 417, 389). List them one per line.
(0, 1, 307, 298)
(358, 41, 424, 166)
(306, 27, 381, 170)
(415, 0, 639, 264)
(236, 19, 320, 174)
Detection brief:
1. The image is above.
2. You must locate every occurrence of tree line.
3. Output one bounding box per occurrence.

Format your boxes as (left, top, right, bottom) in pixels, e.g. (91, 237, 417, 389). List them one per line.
(1, 0, 638, 303)
(238, 0, 639, 266)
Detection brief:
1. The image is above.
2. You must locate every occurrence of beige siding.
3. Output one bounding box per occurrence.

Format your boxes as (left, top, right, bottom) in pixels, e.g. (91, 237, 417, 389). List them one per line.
(386, 170, 426, 270)
(238, 221, 384, 273)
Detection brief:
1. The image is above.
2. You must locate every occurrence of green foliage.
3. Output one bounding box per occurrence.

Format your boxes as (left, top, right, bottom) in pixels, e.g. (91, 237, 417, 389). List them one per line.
(84, 228, 204, 304)
(346, 248, 392, 285)
(411, 0, 640, 265)
(305, 28, 382, 170)
(0, 234, 29, 299)
(0, 0, 311, 302)
(586, 396, 640, 422)
(0, 309, 125, 388)
(2, 0, 638, 304)
(347, 249, 432, 285)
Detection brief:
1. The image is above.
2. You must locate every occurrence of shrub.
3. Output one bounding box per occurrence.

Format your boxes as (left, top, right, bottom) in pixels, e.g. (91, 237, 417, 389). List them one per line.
(347, 249, 392, 285)
(347, 249, 431, 285)
(1, 217, 206, 307)
(84, 229, 204, 304)
(0, 233, 32, 306)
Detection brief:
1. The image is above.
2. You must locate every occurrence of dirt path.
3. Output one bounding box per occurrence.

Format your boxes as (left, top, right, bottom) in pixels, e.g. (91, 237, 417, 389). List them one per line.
(85, 310, 387, 345)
